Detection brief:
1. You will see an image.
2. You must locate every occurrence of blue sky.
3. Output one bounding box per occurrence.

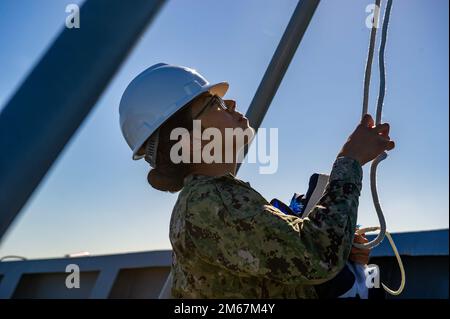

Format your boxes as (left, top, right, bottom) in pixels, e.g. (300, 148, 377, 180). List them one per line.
(0, 0, 448, 259)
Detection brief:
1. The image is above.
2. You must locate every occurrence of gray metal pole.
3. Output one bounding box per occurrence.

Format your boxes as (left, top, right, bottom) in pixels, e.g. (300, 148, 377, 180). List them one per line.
(0, 0, 166, 242)
(237, 0, 320, 172)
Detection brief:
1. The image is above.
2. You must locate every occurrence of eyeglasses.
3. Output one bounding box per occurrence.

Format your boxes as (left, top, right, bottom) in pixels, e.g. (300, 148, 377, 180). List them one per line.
(192, 95, 229, 119)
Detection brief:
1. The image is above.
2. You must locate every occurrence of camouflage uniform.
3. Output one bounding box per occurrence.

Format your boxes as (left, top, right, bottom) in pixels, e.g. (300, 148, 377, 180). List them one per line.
(169, 156, 362, 298)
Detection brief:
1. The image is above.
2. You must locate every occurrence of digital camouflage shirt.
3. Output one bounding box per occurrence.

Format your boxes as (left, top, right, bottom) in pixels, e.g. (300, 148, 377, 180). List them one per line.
(169, 156, 363, 298)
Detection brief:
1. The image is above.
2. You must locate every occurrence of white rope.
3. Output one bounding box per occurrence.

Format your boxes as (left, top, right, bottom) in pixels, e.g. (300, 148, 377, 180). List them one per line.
(353, 0, 405, 296)
(355, 227, 405, 295)
(355, 0, 386, 249)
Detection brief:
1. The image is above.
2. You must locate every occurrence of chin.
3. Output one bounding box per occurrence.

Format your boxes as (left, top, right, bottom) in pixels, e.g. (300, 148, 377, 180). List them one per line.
(245, 126, 256, 145)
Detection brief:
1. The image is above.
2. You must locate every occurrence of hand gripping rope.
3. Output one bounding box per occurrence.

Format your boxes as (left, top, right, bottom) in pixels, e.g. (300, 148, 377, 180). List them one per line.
(353, 0, 405, 295)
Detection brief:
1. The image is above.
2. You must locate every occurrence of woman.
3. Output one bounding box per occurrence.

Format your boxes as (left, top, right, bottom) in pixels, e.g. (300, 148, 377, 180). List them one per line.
(119, 63, 394, 298)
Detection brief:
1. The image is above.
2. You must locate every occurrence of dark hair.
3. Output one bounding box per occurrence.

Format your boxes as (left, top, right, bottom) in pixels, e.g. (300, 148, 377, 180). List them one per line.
(147, 94, 207, 192)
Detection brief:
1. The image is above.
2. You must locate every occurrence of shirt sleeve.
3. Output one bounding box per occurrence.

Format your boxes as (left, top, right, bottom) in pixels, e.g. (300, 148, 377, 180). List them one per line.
(184, 156, 362, 285)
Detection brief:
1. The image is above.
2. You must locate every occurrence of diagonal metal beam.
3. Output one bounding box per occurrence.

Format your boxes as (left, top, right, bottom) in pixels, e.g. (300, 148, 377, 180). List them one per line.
(0, 0, 166, 242)
(238, 0, 320, 172)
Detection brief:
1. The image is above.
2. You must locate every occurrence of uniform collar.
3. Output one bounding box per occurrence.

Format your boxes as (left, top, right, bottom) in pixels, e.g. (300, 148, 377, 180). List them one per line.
(183, 172, 251, 188)
(183, 172, 234, 185)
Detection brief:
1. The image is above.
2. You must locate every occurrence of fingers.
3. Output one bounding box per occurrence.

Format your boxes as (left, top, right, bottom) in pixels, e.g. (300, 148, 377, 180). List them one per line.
(377, 137, 395, 150)
(375, 123, 390, 136)
(350, 252, 370, 261)
(361, 114, 374, 128)
(350, 243, 371, 265)
(373, 123, 395, 151)
(354, 233, 369, 244)
(385, 140, 395, 151)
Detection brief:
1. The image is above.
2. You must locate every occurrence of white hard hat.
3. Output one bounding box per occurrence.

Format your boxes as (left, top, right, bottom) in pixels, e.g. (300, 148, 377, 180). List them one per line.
(119, 63, 229, 165)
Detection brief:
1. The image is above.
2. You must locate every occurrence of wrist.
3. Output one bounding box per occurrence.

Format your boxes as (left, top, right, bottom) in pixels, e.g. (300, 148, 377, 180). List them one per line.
(337, 151, 364, 166)
(330, 156, 363, 191)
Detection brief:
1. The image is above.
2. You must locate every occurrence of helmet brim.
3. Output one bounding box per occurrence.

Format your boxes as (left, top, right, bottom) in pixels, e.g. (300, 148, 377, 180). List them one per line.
(204, 81, 229, 98)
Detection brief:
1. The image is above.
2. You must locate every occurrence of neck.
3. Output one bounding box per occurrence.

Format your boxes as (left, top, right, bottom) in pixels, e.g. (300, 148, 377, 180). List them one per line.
(189, 162, 237, 178)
